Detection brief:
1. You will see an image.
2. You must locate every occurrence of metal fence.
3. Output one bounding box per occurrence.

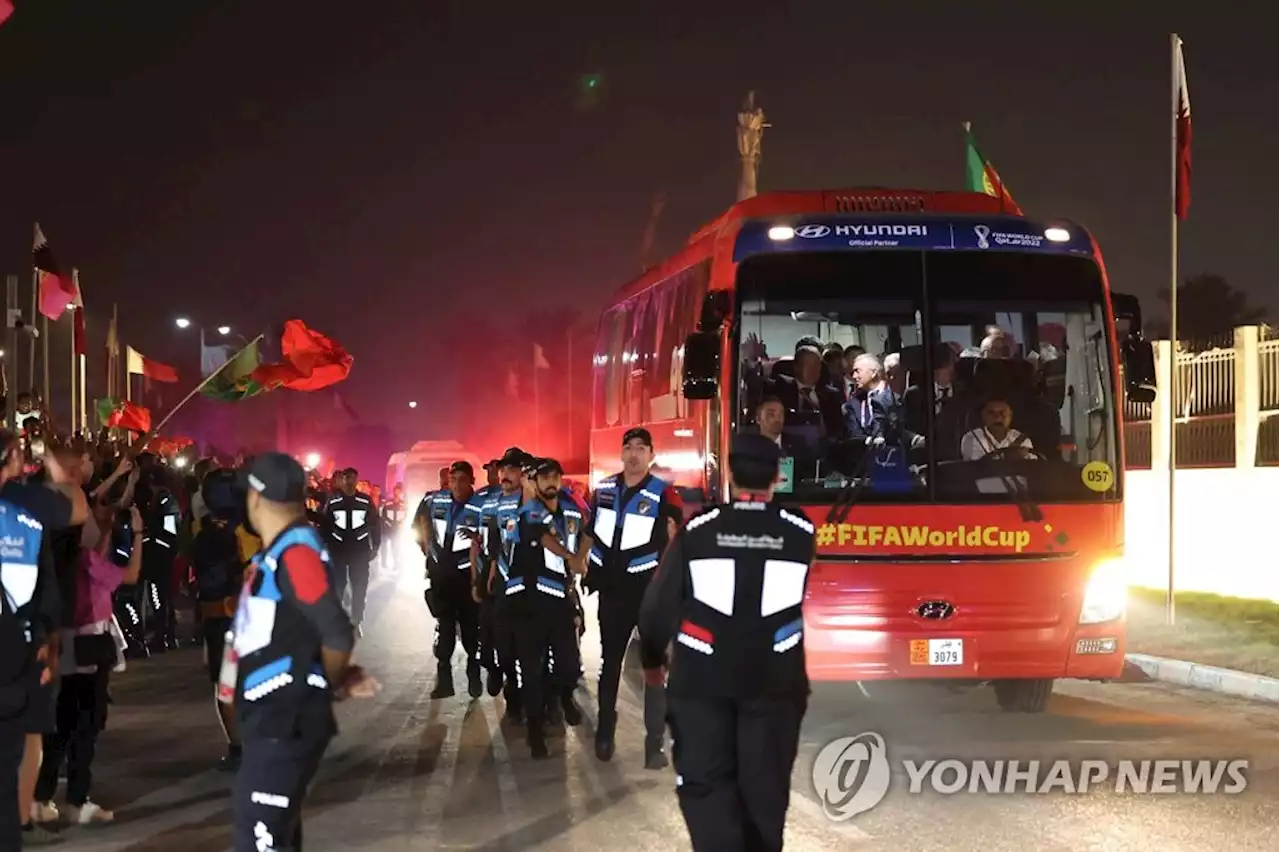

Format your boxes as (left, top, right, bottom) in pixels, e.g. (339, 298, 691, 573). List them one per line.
(1123, 325, 1279, 469)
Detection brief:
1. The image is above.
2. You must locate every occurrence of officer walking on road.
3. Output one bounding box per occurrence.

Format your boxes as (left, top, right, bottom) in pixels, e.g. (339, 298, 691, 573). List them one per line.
(639, 433, 816, 852)
(418, 461, 483, 700)
(586, 427, 683, 768)
(228, 453, 377, 852)
(320, 468, 380, 634)
(508, 457, 587, 758)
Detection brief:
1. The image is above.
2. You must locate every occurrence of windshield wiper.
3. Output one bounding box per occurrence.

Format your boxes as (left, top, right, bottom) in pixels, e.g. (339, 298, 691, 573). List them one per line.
(825, 446, 875, 526)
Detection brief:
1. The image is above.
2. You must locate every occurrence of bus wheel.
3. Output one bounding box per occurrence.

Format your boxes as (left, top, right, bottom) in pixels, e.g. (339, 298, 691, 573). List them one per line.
(993, 679, 1054, 713)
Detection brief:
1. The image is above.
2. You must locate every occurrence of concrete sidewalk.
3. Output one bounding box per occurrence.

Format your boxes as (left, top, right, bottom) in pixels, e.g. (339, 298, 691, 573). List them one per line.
(1125, 653, 1280, 703)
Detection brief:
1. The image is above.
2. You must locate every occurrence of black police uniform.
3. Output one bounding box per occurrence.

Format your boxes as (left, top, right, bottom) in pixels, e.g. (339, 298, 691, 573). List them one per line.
(139, 477, 182, 649)
(484, 483, 526, 721)
(191, 473, 246, 685)
(378, 493, 406, 572)
(418, 484, 483, 699)
(508, 475, 585, 757)
(321, 489, 380, 627)
(231, 455, 355, 852)
(470, 481, 503, 693)
(586, 463, 683, 764)
(639, 436, 816, 852)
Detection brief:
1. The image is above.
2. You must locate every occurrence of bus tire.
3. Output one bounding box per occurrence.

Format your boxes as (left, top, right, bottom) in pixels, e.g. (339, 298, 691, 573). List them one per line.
(993, 678, 1054, 713)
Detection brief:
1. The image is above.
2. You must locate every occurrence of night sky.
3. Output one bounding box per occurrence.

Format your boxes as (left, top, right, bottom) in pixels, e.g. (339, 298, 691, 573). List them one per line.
(0, 1, 1274, 438)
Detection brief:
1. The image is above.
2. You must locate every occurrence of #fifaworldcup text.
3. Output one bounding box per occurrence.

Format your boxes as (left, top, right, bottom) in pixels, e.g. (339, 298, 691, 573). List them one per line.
(902, 758, 1249, 795)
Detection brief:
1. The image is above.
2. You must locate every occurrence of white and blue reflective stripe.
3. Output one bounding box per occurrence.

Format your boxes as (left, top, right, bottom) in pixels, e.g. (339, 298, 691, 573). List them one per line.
(535, 577, 567, 598)
(243, 656, 295, 701)
(772, 617, 804, 653)
(504, 577, 526, 596)
(627, 553, 659, 573)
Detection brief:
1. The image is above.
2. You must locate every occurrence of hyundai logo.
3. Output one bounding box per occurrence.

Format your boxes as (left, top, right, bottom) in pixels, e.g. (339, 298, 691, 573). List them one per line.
(917, 601, 955, 620)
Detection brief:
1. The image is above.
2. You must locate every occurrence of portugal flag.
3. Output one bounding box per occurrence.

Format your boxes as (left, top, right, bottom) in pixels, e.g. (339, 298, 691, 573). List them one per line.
(250, 319, 353, 392)
(202, 338, 268, 402)
(963, 122, 1023, 216)
(97, 398, 152, 434)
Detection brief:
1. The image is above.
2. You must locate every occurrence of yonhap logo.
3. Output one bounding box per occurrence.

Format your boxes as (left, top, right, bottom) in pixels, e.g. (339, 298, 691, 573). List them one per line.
(811, 732, 892, 821)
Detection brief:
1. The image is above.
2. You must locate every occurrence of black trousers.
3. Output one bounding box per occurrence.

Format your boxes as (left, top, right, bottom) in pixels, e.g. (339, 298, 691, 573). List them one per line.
(142, 541, 176, 642)
(35, 669, 111, 806)
(668, 694, 808, 852)
(431, 576, 479, 668)
(476, 596, 500, 672)
(489, 599, 522, 709)
(233, 735, 329, 852)
(331, 556, 371, 625)
(510, 603, 580, 730)
(596, 588, 664, 717)
(0, 720, 23, 849)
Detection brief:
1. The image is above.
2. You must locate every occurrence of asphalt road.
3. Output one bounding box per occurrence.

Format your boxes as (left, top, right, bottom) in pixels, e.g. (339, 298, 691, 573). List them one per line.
(49, 568, 1278, 851)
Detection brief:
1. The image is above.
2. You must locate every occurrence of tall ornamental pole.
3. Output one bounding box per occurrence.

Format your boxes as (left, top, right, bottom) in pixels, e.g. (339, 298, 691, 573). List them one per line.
(736, 91, 770, 202)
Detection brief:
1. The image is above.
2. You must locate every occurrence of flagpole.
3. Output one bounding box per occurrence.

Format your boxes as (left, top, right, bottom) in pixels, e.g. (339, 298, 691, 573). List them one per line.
(141, 334, 265, 444)
(78, 353, 86, 433)
(27, 269, 36, 391)
(1166, 32, 1180, 627)
(69, 311, 77, 434)
(41, 314, 49, 411)
(534, 361, 541, 449)
(566, 328, 573, 461)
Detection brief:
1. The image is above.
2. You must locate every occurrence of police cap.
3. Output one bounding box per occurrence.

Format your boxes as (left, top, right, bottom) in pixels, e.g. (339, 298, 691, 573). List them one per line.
(450, 460, 474, 478)
(530, 457, 564, 478)
(728, 433, 782, 490)
(622, 427, 653, 448)
(241, 452, 307, 503)
(497, 448, 528, 470)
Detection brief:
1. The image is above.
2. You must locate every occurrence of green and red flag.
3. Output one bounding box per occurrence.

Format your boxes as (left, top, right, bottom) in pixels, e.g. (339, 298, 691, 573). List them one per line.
(250, 319, 353, 392)
(97, 398, 152, 434)
(201, 338, 268, 402)
(963, 122, 1022, 216)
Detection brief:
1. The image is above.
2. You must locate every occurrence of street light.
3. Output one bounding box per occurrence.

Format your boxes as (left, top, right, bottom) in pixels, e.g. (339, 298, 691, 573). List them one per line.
(175, 317, 191, 329)
(408, 401, 418, 409)
(216, 325, 232, 336)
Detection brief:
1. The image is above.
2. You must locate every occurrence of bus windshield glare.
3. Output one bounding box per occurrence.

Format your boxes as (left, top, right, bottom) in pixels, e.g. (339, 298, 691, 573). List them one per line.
(735, 250, 1119, 505)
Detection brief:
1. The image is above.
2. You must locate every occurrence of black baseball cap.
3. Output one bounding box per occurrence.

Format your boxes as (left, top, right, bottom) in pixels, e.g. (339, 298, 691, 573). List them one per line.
(531, 457, 564, 477)
(729, 433, 782, 470)
(498, 447, 529, 469)
(622, 427, 653, 448)
(449, 460, 474, 478)
(242, 452, 307, 503)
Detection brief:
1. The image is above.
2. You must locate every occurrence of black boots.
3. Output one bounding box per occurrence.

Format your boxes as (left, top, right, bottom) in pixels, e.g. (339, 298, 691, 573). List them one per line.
(595, 709, 617, 761)
(486, 669, 504, 697)
(466, 662, 483, 699)
(643, 685, 668, 769)
(430, 662, 455, 699)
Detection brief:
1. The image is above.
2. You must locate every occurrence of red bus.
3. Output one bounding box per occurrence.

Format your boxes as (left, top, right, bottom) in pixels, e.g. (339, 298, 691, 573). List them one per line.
(588, 188, 1157, 712)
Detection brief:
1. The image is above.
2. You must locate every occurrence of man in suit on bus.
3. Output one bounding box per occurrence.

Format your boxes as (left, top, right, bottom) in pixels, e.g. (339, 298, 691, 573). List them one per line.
(767, 344, 846, 442)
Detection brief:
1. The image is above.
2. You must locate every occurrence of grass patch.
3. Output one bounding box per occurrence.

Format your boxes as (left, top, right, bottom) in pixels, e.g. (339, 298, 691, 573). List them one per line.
(1125, 587, 1278, 678)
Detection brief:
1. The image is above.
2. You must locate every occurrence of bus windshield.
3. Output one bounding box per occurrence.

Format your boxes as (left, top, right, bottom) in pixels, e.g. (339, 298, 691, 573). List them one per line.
(735, 250, 1119, 505)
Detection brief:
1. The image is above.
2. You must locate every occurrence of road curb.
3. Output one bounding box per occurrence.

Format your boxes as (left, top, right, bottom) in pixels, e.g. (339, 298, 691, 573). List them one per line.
(1125, 653, 1279, 703)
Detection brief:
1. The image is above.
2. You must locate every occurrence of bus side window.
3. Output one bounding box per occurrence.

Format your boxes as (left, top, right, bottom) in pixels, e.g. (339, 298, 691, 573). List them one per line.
(604, 306, 629, 428)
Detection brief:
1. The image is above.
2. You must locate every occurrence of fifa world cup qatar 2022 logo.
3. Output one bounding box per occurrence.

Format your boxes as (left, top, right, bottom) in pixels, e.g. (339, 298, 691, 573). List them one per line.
(811, 732, 893, 821)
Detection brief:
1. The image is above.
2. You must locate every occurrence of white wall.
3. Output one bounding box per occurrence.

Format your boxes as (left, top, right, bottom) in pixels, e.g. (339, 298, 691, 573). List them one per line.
(1124, 467, 1280, 602)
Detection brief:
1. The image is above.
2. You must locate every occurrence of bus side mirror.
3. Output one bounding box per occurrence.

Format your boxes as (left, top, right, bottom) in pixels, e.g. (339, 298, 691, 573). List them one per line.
(1121, 334, 1157, 404)
(682, 331, 720, 400)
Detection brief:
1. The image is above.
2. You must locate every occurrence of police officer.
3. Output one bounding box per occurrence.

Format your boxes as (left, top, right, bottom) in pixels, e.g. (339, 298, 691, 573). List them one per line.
(228, 453, 377, 852)
(468, 459, 504, 696)
(190, 467, 247, 771)
(418, 461, 483, 700)
(483, 449, 530, 723)
(639, 434, 816, 852)
(321, 468, 380, 634)
(508, 457, 587, 758)
(586, 427, 683, 767)
(378, 483, 407, 575)
(136, 453, 182, 651)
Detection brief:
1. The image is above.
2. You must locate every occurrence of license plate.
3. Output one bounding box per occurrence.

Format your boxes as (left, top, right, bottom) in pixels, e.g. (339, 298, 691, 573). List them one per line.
(910, 638, 964, 666)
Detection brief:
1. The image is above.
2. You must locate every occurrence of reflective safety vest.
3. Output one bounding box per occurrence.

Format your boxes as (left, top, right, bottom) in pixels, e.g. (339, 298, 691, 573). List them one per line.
(666, 501, 816, 700)
(232, 524, 335, 738)
(509, 497, 584, 606)
(588, 472, 675, 591)
(143, 488, 181, 552)
(426, 491, 479, 569)
(324, 493, 376, 558)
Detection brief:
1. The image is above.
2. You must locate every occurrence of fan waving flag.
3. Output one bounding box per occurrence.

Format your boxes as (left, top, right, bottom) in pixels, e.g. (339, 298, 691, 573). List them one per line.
(203, 338, 267, 402)
(963, 123, 1023, 216)
(250, 319, 353, 392)
(1174, 36, 1192, 220)
(34, 223, 78, 320)
(98, 398, 152, 434)
(126, 346, 179, 383)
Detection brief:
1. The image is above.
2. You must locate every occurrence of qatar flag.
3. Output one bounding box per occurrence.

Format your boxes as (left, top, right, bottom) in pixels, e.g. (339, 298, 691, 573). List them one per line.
(33, 223, 78, 319)
(1174, 37, 1192, 220)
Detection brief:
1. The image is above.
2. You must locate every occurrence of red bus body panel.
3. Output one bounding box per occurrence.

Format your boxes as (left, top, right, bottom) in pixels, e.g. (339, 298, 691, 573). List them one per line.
(590, 188, 1128, 684)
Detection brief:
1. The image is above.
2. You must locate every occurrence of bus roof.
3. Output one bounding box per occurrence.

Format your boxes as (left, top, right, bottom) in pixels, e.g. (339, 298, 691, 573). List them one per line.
(608, 188, 1051, 306)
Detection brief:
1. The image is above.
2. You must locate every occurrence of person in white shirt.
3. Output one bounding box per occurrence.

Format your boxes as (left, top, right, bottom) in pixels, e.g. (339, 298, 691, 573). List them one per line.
(960, 398, 1034, 461)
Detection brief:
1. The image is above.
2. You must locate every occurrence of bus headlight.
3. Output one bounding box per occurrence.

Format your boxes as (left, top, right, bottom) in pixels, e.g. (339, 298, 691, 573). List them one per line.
(1079, 556, 1127, 625)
